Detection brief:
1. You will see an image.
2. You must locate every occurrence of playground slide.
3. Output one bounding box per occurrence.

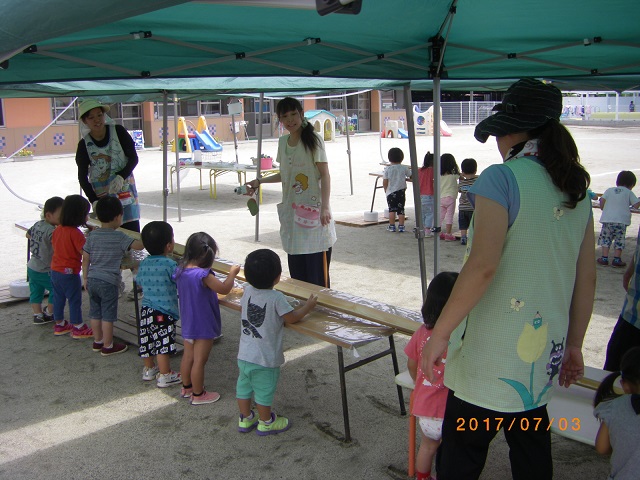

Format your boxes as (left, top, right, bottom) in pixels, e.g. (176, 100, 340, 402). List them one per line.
(194, 130, 223, 152)
(397, 128, 409, 139)
(440, 120, 453, 137)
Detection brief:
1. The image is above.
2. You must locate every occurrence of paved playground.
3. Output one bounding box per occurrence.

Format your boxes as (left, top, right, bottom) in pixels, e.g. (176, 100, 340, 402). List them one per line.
(2, 124, 638, 478)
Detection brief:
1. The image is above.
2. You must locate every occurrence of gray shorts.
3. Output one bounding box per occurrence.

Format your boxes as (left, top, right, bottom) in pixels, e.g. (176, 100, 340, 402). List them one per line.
(87, 277, 119, 322)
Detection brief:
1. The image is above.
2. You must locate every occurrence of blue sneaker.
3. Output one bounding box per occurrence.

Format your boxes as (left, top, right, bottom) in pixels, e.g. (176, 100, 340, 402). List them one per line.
(386, 225, 396, 232)
(398, 225, 405, 233)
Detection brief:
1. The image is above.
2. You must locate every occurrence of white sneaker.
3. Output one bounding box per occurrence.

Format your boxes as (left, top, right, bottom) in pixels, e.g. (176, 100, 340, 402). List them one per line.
(142, 366, 159, 381)
(157, 371, 181, 388)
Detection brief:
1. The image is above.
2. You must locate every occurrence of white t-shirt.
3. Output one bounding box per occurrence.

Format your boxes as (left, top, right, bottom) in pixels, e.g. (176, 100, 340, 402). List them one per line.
(383, 163, 410, 196)
(600, 186, 638, 225)
(238, 285, 294, 368)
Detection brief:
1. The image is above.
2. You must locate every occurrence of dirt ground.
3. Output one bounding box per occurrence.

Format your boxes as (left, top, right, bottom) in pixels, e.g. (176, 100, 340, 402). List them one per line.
(2, 124, 638, 479)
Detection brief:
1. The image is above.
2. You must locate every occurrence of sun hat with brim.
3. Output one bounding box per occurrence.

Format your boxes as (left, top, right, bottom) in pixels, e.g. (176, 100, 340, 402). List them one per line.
(78, 99, 110, 119)
(474, 79, 563, 143)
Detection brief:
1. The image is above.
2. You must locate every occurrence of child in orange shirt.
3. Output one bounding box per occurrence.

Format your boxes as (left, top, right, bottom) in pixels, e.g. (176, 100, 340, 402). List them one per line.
(51, 194, 93, 338)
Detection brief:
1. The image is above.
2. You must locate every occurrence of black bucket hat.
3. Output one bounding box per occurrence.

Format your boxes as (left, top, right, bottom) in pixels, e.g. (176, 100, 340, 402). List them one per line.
(474, 79, 562, 143)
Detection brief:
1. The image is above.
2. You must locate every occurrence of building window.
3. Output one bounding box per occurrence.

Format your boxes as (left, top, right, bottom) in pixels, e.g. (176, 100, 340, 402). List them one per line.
(111, 102, 143, 130)
(153, 99, 227, 119)
(52, 97, 78, 123)
(380, 90, 404, 110)
(200, 100, 221, 116)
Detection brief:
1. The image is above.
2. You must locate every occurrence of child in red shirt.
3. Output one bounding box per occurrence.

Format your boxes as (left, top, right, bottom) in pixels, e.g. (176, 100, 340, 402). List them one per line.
(51, 194, 93, 338)
(418, 152, 435, 237)
(404, 271, 458, 480)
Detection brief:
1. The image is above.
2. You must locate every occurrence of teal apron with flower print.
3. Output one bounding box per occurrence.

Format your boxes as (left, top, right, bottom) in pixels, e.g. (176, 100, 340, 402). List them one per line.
(84, 125, 140, 224)
(444, 153, 591, 412)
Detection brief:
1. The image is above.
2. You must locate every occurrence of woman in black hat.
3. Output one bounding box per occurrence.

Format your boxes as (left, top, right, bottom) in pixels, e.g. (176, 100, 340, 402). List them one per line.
(421, 79, 595, 479)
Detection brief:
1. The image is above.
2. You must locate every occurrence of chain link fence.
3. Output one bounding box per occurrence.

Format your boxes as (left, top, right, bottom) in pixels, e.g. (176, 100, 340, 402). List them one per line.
(413, 101, 500, 125)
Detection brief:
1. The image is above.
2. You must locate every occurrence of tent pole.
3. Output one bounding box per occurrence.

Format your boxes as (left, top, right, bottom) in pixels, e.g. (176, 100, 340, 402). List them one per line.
(162, 91, 168, 222)
(254, 93, 264, 242)
(403, 85, 428, 302)
(173, 94, 182, 222)
(433, 78, 442, 276)
(343, 94, 353, 195)
(231, 113, 239, 165)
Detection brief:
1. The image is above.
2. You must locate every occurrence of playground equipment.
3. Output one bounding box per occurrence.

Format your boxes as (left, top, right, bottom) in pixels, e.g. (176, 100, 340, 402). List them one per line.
(304, 110, 336, 141)
(171, 116, 223, 161)
(417, 105, 453, 137)
(382, 119, 411, 139)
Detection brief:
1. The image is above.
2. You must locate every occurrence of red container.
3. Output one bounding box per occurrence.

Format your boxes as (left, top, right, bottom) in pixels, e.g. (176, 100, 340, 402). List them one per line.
(260, 157, 273, 169)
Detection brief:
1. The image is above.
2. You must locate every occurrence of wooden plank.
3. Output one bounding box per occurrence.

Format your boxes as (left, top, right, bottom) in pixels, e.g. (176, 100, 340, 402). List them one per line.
(334, 215, 410, 228)
(220, 291, 396, 349)
(215, 262, 420, 336)
(113, 232, 421, 336)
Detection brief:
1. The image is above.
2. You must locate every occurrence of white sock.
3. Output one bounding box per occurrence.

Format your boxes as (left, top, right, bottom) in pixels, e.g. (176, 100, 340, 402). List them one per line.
(74, 322, 85, 329)
(104, 343, 113, 349)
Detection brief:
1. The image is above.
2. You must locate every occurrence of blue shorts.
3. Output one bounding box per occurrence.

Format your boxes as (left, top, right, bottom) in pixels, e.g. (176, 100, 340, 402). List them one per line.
(236, 359, 280, 407)
(598, 222, 627, 250)
(87, 278, 119, 322)
(28, 268, 51, 304)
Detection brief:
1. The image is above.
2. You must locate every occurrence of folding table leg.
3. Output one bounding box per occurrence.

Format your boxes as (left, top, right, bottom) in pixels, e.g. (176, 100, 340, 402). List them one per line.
(336, 346, 351, 442)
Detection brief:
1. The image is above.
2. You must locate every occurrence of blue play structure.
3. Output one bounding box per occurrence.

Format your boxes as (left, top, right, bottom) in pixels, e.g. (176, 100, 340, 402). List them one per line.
(397, 128, 408, 139)
(193, 130, 223, 152)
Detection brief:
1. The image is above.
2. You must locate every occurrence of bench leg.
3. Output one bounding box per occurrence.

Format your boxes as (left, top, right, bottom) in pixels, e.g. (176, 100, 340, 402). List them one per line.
(409, 392, 416, 477)
(133, 279, 141, 331)
(336, 346, 352, 442)
(389, 335, 406, 416)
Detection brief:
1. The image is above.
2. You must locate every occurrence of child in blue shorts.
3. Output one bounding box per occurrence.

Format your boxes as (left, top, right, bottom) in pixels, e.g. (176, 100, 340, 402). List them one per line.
(236, 249, 317, 435)
(27, 196, 63, 325)
(136, 221, 182, 388)
(82, 196, 143, 355)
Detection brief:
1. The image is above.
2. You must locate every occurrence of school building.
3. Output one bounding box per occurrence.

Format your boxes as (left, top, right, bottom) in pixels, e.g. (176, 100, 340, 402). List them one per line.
(0, 90, 404, 157)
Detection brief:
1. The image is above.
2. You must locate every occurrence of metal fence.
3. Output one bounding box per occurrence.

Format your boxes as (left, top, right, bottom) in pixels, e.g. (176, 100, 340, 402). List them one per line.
(413, 101, 501, 125)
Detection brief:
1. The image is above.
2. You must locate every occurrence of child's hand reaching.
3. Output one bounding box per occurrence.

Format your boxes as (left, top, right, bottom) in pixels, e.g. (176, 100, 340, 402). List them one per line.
(306, 294, 318, 310)
(229, 264, 241, 278)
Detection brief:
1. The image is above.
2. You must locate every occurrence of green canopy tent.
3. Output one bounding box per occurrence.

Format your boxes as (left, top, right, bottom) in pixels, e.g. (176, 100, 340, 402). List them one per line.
(2, 0, 640, 297)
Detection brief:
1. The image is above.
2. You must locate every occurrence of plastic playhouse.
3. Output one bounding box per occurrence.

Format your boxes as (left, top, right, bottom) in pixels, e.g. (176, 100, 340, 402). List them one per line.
(382, 107, 452, 138)
(304, 110, 336, 141)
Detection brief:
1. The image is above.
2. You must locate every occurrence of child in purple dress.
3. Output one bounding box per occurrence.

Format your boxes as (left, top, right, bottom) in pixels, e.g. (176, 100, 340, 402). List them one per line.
(173, 232, 240, 405)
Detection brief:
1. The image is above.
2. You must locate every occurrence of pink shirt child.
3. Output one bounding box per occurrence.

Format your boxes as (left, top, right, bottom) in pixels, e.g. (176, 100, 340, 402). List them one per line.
(418, 167, 434, 196)
(404, 324, 449, 418)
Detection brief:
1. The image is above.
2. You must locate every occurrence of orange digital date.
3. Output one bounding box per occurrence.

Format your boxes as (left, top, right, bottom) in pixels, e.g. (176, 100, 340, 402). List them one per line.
(456, 417, 581, 432)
